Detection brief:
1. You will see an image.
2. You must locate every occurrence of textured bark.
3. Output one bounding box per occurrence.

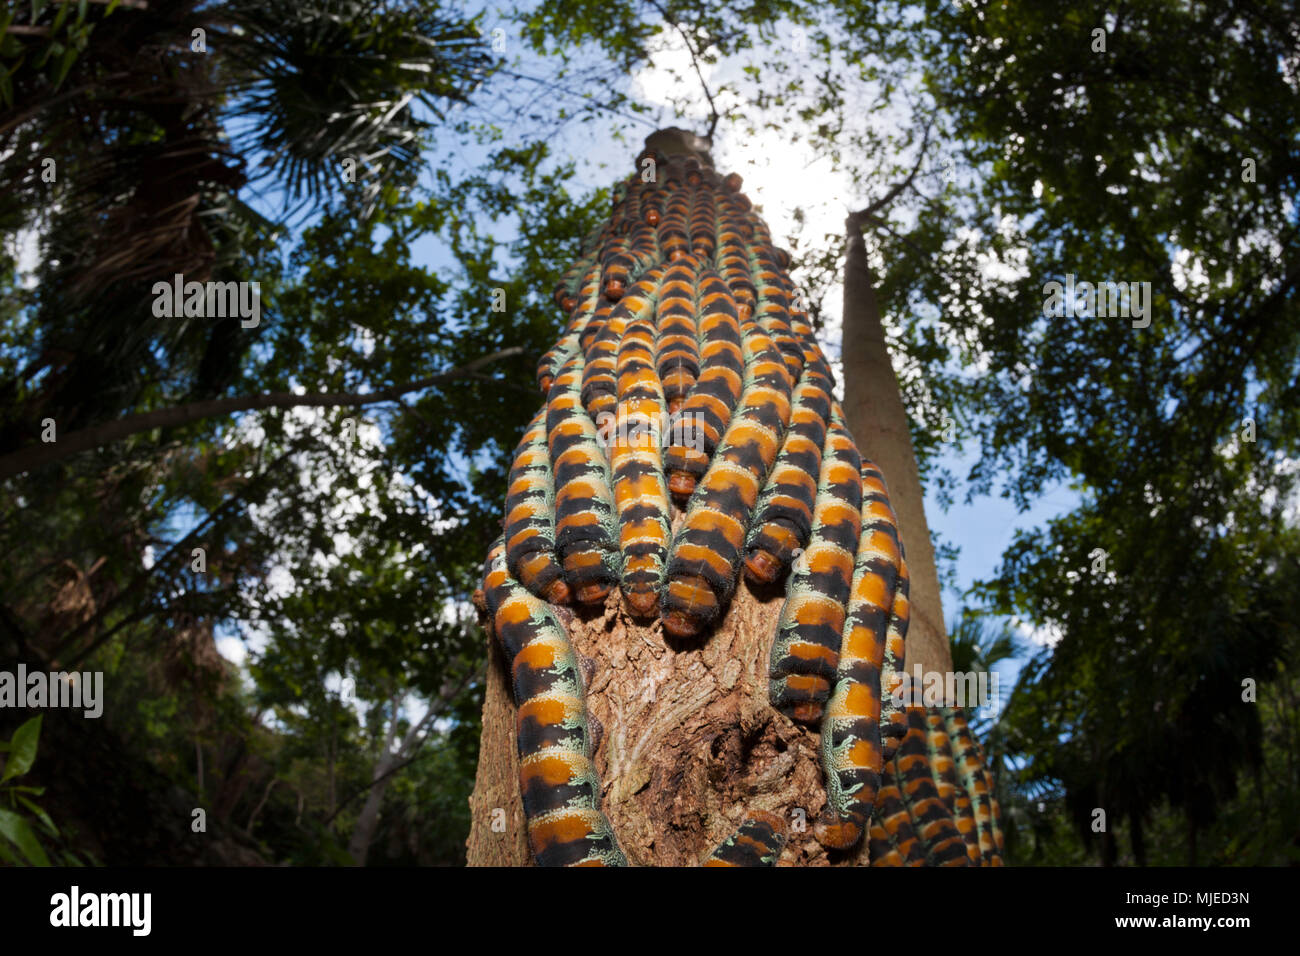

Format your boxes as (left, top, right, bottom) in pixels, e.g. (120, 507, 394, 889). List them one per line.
(840, 225, 954, 677)
(467, 557, 873, 866)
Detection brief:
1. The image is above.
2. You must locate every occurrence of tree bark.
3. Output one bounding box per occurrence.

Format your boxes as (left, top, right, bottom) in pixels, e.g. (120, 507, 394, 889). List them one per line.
(839, 222, 954, 677)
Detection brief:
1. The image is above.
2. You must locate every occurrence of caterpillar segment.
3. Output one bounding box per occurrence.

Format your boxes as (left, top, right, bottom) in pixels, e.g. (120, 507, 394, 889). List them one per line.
(879, 518, 912, 762)
(872, 769, 926, 866)
(553, 252, 596, 314)
(654, 258, 702, 414)
(768, 413, 863, 725)
(867, 821, 904, 866)
(656, 183, 692, 262)
(750, 244, 804, 382)
(504, 407, 571, 605)
(662, 266, 744, 501)
(538, 260, 602, 392)
(600, 235, 635, 302)
(662, 320, 792, 639)
(689, 183, 718, 261)
(813, 457, 903, 850)
(701, 811, 788, 866)
(547, 351, 623, 605)
(480, 543, 626, 867)
(611, 297, 673, 618)
(581, 267, 666, 425)
(896, 707, 971, 866)
(945, 707, 1004, 865)
(925, 710, 982, 864)
(717, 220, 757, 321)
(743, 352, 835, 584)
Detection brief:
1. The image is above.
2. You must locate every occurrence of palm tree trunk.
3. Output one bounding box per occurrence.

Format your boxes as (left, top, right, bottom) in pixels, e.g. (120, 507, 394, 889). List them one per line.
(839, 220, 953, 678)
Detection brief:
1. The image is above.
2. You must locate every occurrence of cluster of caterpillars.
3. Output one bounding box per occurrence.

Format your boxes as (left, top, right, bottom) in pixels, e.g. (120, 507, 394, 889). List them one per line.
(475, 143, 1004, 867)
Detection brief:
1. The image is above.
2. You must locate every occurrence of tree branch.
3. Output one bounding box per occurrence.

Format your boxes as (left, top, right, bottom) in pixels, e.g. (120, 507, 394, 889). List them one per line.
(647, 0, 722, 141)
(0, 347, 525, 480)
(848, 120, 935, 230)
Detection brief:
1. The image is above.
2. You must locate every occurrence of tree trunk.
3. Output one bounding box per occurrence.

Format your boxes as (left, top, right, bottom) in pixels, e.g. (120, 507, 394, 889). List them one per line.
(839, 223, 954, 677)
(466, 569, 871, 866)
(466, 127, 922, 867)
(347, 758, 391, 866)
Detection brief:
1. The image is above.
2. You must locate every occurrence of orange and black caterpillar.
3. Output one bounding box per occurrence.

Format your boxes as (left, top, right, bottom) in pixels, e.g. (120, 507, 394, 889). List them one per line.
(610, 287, 673, 617)
(662, 318, 792, 639)
(870, 771, 926, 865)
(538, 259, 601, 393)
(879, 539, 912, 761)
(481, 542, 626, 866)
(750, 242, 804, 382)
(893, 706, 970, 865)
(925, 710, 982, 864)
(768, 411, 863, 725)
(582, 266, 665, 424)
(547, 350, 622, 605)
(702, 811, 788, 866)
(815, 457, 904, 850)
(655, 178, 691, 262)
(655, 258, 701, 413)
(662, 264, 745, 500)
(945, 707, 1005, 864)
(504, 408, 570, 605)
(743, 351, 835, 584)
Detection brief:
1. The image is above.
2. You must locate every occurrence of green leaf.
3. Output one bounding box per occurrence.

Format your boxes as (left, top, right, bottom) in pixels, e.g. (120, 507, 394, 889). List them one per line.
(0, 808, 50, 866)
(17, 796, 57, 836)
(1, 715, 41, 783)
(53, 44, 76, 88)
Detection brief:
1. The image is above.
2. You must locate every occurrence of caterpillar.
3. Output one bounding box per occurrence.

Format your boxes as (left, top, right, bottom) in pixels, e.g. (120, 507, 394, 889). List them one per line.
(716, 217, 757, 321)
(655, 258, 701, 413)
(656, 183, 691, 262)
(662, 318, 792, 639)
(768, 411, 863, 725)
(538, 260, 602, 392)
(895, 707, 971, 865)
(814, 457, 903, 850)
(878, 513, 912, 762)
(480, 542, 626, 866)
(600, 235, 634, 302)
(689, 182, 718, 262)
(662, 265, 745, 501)
(581, 267, 665, 424)
(870, 769, 926, 865)
(945, 707, 1004, 864)
(750, 244, 804, 382)
(701, 811, 788, 866)
(867, 820, 904, 867)
(610, 293, 673, 617)
(743, 352, 834, 584)
(547, 350, 623, 604)
(925, 710, 982, 864)
(504, 407, 571, 605)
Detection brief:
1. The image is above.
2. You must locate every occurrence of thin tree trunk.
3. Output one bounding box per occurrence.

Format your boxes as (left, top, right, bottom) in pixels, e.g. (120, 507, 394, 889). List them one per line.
(839, 222, 954, 677)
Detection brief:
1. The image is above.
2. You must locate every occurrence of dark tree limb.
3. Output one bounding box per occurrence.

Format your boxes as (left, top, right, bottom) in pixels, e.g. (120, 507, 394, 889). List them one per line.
(0, 347, 524, 480)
